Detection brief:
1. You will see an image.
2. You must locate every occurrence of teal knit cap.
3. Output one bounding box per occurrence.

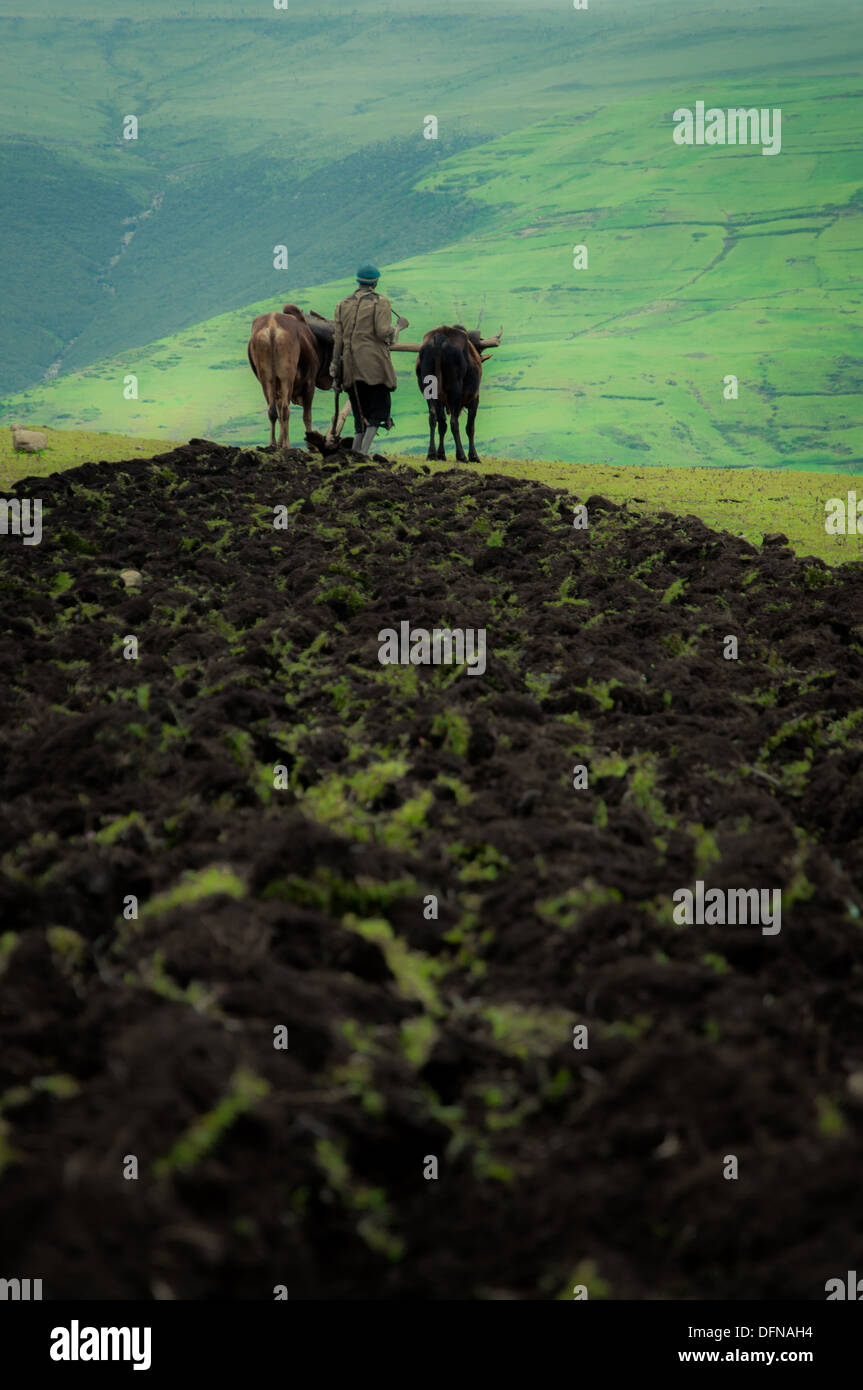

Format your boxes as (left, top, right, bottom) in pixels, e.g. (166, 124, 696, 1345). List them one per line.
(356, 263, 380, 284)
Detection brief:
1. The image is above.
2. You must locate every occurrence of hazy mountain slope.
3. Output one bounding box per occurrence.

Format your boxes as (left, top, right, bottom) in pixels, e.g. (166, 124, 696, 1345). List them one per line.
(0, 143, 147, 394)
(0, 0, 577, 394)
(2, 0, 861, 466)
(6, 79, 862, 468)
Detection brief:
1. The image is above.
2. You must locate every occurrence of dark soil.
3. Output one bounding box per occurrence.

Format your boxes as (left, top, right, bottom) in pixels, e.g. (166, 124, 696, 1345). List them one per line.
(1, 439, 863, 1300)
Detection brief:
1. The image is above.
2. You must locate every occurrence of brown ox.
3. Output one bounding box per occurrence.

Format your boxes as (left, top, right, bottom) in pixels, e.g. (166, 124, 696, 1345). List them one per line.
(247, 305, 334, 448)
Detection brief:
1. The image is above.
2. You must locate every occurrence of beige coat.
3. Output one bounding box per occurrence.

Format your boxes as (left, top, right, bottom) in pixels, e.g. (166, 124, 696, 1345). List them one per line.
(333, 289, 398, 390)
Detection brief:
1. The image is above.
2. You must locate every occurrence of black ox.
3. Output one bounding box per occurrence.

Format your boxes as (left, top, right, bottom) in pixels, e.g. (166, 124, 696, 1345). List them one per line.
(415, 324, 500, 464)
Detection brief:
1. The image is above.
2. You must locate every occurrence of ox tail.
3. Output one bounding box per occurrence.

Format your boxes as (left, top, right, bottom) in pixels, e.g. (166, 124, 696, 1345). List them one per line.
(267, 325, 280, 423)
(416, 332, 446, 414)
(438, 337, 467, 414)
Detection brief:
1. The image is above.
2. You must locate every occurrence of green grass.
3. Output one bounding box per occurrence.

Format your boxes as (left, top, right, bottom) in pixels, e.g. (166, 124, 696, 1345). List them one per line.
(151, 1067, 270, 1180)
(0, 426, 181, 488)
(1, 0, 861, 468)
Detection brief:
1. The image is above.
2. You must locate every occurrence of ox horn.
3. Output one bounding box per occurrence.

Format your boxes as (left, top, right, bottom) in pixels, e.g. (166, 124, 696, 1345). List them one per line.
(477, 325, 503, 349)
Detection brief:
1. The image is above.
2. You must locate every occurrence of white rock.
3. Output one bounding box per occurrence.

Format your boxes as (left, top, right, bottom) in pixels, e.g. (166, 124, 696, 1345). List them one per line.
(11, 425, 48, 453)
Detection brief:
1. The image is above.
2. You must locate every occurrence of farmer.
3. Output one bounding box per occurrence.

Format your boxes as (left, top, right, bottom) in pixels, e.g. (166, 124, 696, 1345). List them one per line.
(331, 263, 400, 458)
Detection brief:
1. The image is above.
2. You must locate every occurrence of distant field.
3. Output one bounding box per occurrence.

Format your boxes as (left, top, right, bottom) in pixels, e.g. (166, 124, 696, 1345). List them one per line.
(4, 83, 862, 467)
(2, 0, 861, 468)
(3, 427, 859, 567)
(0, 0, 584, 392)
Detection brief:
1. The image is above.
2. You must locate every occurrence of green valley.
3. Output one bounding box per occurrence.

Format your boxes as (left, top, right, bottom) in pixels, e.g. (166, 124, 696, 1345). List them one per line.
(1, 0, 861, 467)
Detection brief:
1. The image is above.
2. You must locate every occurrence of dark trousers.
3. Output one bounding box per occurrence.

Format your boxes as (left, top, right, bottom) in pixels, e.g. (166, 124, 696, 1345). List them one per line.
(348, 382, 392, 432)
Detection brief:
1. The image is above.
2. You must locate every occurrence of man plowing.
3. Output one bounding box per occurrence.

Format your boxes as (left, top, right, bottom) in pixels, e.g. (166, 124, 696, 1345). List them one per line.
(331, 264, 408, 459)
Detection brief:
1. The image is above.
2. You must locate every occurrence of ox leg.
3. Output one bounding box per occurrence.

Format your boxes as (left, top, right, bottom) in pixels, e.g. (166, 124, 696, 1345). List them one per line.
(268, 403, 277, 449)
(450, 407, 468, 464)
(436, 403, 447, 461)
(278, 401, 290, 450)
(426, 407, 437, 460)
(467, 400, 481, 463)
(301, 386, 315, 443)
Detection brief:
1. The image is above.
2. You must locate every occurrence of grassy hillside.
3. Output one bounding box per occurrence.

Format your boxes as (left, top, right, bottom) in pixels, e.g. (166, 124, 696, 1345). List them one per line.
(0, 427, 177, 489)
(2, 0, 861, 465)
(0, 0, 585, 393)
(5, 77, 863, 469)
